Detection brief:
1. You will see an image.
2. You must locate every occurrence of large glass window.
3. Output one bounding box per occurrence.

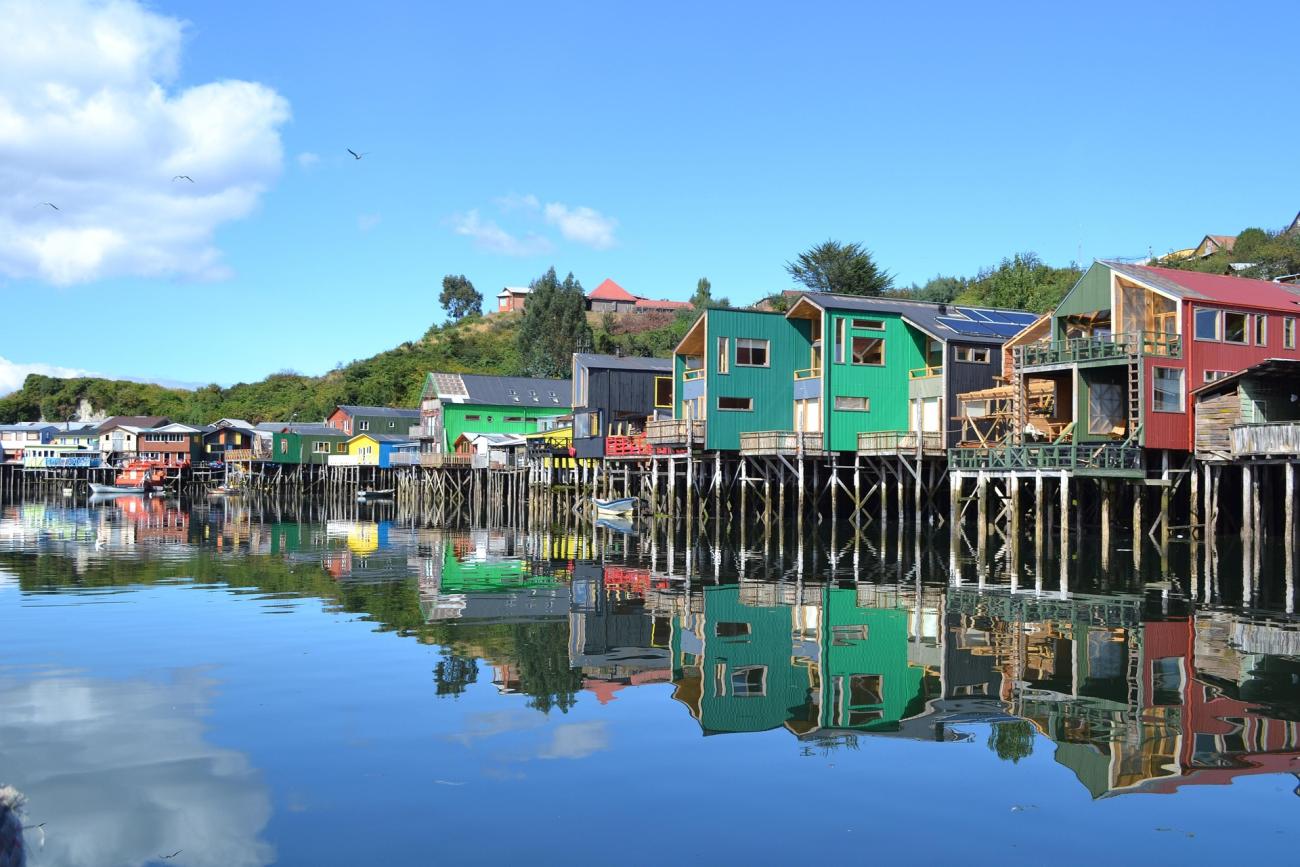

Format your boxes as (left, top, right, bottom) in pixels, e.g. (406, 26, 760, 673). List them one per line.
(1194, 308, 1220, 341)
(735, 338, 769, 366)
(1224, 311, 1248, 344)
(1254, 314, 1268, 346)
(1286, 317, 1296, 350)
(574, 411, 598, 438)
(926, 339, 944, 368)
(849, 674, 884, 705)
(1152, 367, 1184, 413)
(834, 396, 870, 412)
(1151, 658, 1184, 706)
(1088, 382, 1125, 435)
(715, 622, 751, 638)
(851, 336, 885, 365)
(654, 376, 672, 408)
(954, 346, 990, 364)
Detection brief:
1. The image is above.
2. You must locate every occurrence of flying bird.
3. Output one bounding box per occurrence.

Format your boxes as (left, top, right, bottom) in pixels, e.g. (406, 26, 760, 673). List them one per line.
(347, 148, 369, 160)
(37, 202, 59, 210)
(173, 175, 194, 182)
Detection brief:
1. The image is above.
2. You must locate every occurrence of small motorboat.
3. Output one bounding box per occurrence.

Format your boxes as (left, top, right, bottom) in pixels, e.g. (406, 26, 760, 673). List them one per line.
(356, 488, 395, 501)
(208, 485, 239, 497)
(89, 482, 149, 495)
(593, 496, 638, 517)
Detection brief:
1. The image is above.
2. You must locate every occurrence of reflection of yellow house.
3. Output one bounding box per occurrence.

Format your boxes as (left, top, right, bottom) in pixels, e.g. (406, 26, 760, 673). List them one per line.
(347, 522, 381, 554)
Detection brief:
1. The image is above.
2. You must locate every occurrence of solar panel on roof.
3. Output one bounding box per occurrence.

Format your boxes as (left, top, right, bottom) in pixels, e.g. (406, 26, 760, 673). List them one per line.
(976, 311, 1014, 324)
(983, 322, 1026, 338)
(937, 316, 999, 337)
(1001, 311, 1039, 324)
(954, 307, 983, 320)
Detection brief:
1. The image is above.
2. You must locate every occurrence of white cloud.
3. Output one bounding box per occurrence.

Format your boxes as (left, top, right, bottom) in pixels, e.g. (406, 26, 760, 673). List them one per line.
(543, 202, 618, 249)
(0, 355, 99, 395)
(357, 212, 381, 232)
(537, 721, 609, 760)
(0, 671, 273, 867)
(296, 151, 320, 170)
(0, 0, 290, 286)
(450, 209, 552, 257)
(493, 192, 540, 212)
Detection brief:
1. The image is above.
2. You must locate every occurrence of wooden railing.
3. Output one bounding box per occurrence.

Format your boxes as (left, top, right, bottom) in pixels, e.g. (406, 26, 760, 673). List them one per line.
(793, 367, 821, 380)
(419, 453, 472, 468)
(947, 443, 1143, 472)
(682, 368, 705, 381)
(224, 449, 256, 462)
(605, 434, 680, 457)
(857, 430, 944, 455)
(645, 418, 706, 446)
(1231, 422, 1300, 457)
(739, 430, 825, 456)
(1016, 331, 1181, 367)
(909, 366, 942, 379)
(388, 452, 421, 466)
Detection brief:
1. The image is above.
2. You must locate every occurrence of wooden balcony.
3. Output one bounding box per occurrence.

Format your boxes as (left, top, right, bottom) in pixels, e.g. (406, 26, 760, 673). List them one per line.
(739, 431, 825, 456)
(419, 453, 473, 469)
(793, 367, 820, 380)
(1231, 422, 1300, 458)
(223, 449, 256, 462)
(857, 430, 944, 456)
(682, 368, 705, 381)
(908, 366, 942, 379)
(645, 418, 705, 447)
(1015, 331, 1181, 368)
(947, 443, 1143, 475)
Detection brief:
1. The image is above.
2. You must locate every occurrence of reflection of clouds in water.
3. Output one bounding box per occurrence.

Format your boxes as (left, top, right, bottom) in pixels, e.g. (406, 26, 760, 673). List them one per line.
(446, 710, 546, 747)
(0, 671, 272, 867)
(537, 722, 609, 760)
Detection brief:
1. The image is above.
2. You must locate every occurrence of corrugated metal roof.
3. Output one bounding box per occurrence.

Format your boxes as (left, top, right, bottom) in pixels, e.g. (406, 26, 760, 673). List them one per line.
(573, 353, 672, 372)
(351, 433, 413, 444)
(588, 278, 638, 302)
(797, 293, 1034, 345)
(1103, 260, 1300, 310)
(432, 373, 572, 407)
(1191, 357, 1300, 398)
(335, 404, 419, 418)
(96, 415, 170, 432)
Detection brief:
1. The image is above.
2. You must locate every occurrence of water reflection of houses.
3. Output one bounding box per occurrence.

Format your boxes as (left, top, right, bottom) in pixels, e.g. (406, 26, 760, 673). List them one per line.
(569, 563, 671, 703)
(415, 529, 570, 623)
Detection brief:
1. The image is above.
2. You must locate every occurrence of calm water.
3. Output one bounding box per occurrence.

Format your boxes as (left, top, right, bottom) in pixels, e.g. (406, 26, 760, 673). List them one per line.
(0, 495, 1297, 866)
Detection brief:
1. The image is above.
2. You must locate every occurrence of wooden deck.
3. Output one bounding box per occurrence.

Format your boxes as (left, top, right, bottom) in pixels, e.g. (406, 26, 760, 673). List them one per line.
(645, 418, 705, 447)
(419, 453, 472, 468)
(1232, 422, 1300, 458)
(739, 431, 825, 457)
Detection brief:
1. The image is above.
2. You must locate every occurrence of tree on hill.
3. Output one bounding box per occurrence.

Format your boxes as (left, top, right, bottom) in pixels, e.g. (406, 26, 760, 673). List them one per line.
(439, 274, 482, 320)
(691, 277, 712, 307)
(903, 274, 967, 304)
(786, 240, 893, 296)
(956, 253, 1080, 313)
(516, 267, 593, 378)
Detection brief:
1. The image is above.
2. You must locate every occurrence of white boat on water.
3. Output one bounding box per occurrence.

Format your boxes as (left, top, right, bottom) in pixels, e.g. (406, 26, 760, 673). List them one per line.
(356, 488, 395, 501)
(593, 496, 638, 517)
(88, 483, 149, 495)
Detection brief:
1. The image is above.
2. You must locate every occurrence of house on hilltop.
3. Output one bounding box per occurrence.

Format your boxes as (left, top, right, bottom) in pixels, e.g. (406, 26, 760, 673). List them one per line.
(585, 278, 691, 314)
(497, 286, 531, 313)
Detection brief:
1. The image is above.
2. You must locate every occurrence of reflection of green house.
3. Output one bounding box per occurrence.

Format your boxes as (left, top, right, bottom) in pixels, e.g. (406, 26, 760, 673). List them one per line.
(671, 585, 812, 735)
(811, 588, 931, 734)
(435, 545, 548, 593)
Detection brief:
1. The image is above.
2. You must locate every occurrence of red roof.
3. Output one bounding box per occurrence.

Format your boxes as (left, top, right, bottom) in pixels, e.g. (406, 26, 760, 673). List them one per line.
(588, 278, 638, 303)
(1108, 262, 1300, 312)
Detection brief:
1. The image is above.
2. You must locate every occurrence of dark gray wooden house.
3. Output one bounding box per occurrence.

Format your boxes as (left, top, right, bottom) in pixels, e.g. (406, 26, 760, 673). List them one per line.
(571, 353, 673, 458)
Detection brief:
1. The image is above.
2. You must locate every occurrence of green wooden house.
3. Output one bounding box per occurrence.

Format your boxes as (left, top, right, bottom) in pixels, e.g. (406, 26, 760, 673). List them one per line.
(416, 372, 572, 453)
(781, 293, 1032, 454)
(647, 308, 812, 452)
(269, 423, 351, 465)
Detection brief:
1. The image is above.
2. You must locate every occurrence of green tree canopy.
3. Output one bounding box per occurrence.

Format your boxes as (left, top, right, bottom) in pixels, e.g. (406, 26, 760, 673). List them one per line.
(987, 720, 1035, 763)
(691, 277, 712, 307)
(956, 253, 1081, 312)
(439, 274, 483, 320)
(905, 274, 967, 304)
(516, 267, 593, 378)
(786, 240, 893, 296)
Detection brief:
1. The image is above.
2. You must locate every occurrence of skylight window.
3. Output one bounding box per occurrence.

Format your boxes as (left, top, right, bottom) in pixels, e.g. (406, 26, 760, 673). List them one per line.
(529, 389, 539, 402)
(507, 388, 520, 402)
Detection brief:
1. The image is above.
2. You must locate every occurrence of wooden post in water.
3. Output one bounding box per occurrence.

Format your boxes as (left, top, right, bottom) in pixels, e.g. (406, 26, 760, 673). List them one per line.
(1241, 463, 1253, 568)
(1133, 480, 1143, 575)
(975, 472, 988, 564)
(948, 471, 961, 563)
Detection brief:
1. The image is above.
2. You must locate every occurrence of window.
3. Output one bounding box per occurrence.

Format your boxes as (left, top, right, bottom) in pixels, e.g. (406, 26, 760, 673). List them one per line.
(1204, 370, 1234, 383)
(503, 416, 524, 423)
(359, 420, 370, 432)
(1286, 317, 1296, 350)
(852, 318, 885, 330)
(831, 624, 868, 645)
(528, 389, 539, 403)
(730, 665, 767, 697)
(850, 336, 884, 365)
(849, 674, 884, 705)
(954, 346, 990, 364)
(735, 338, 769, 366)
(312, 441, 330, 453)
(835, 318, 846, 363)
(574, 411, 599, 438)
(717, 396, 753, 411)
(1254, 314, 1268, 346)
(337, 442, 346, 452)
(834, 396, 870, 412)
(1152, 367, 1184, 413)
(388, 420, 396, 428)
(279, 439, 288, 454)
(1223, 311, 1248, 344)
(715, 622, 751, 638)
(717, 337, 729, 374)
(1151, 658, 1184, 706)
(465, 414, 481, 422)
(1194, 308, 1220, 341)
(654, 376, 672, 408)
(926, 338, 944, 368)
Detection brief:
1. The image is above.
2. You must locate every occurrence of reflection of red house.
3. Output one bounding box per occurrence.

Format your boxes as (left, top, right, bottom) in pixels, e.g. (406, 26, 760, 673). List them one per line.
(602, 566, 670, 596)
(1138, 619, 1300, 795)
(582, 669, 671, 705)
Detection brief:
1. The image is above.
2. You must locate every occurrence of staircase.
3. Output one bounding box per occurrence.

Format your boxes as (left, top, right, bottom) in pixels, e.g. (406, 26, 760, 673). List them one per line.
(1125, 348, 1142, 447)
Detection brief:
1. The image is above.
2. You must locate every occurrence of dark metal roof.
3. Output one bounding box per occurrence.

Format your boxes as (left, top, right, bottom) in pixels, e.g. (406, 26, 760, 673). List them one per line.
(353, 433, 413, 444)
(1191, 358, 1300, 398)
(335, 404, 419, 419)
(95, 415, 170, 433)
(573, 353, 672, 373)
(432, 373, 572, 407)
(796, 293, 1034, 345)
(268, 423, 344, 436)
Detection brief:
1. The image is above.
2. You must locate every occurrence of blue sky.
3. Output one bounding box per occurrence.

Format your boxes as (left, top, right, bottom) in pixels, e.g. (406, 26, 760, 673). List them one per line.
(3, 0, 1299, 389)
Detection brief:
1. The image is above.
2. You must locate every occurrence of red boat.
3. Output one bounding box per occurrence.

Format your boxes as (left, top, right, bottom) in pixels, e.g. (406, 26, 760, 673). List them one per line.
(89, 461, 170, 495)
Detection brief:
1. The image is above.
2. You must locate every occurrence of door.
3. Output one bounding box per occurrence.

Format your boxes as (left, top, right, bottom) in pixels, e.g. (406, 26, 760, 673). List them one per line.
(795, 398, 821, 434)
(913, 397, 940, 432)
